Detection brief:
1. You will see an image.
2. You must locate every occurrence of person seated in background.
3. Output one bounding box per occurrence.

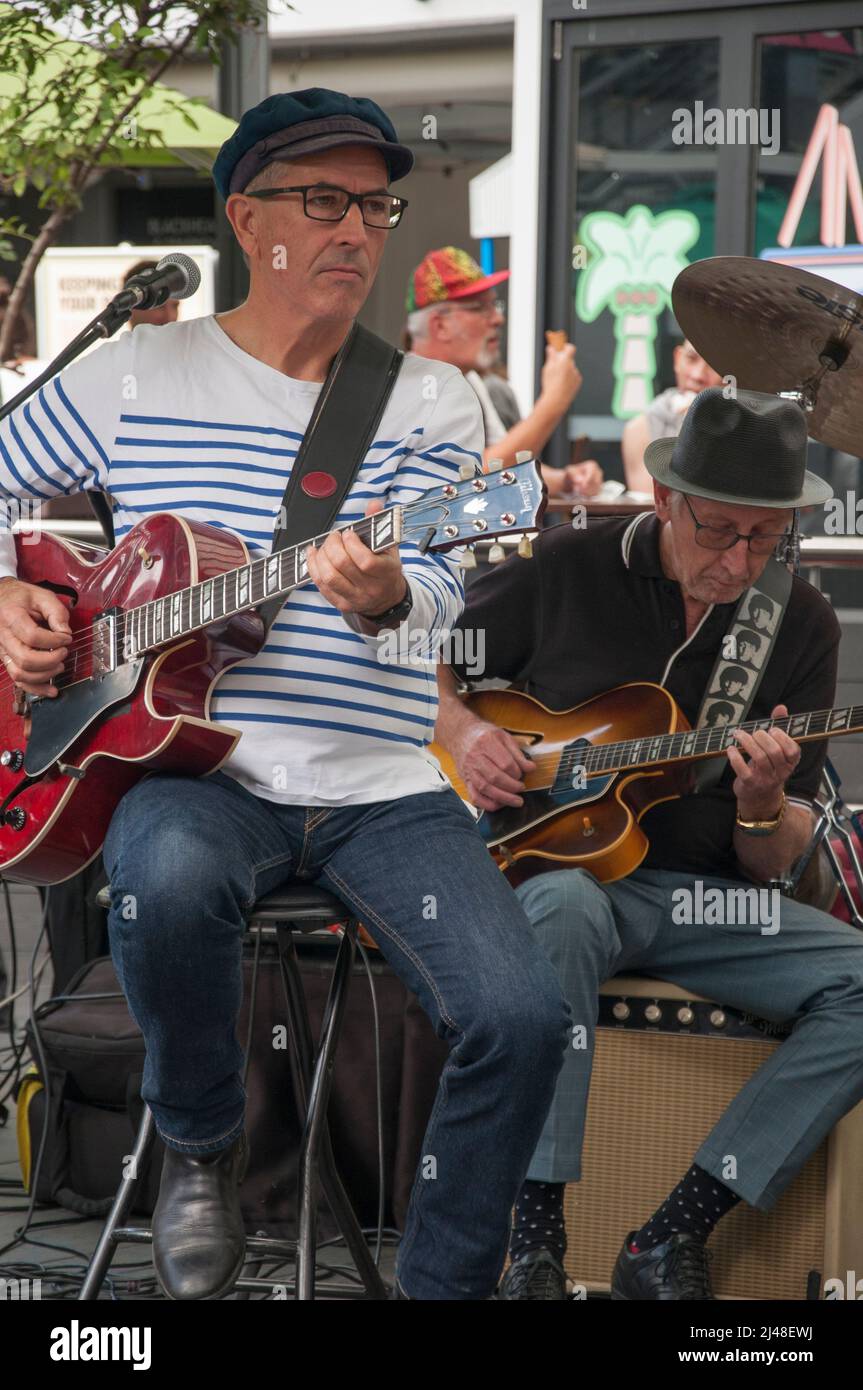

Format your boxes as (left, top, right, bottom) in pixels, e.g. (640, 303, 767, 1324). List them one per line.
(481, 357, 521, 430)
(406, 246, 603, 498)
(0, 275, 41, 407)
(622, 338, 723, 494)
(0, 275, 37, 362)
(122, 259, 181, 331)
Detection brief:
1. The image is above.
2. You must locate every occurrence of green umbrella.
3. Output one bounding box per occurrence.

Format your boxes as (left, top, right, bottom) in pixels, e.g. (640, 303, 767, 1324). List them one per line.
(0, 7, 237, 174)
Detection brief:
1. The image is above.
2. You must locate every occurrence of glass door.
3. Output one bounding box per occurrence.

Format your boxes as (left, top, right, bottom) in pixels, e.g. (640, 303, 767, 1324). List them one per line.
(541, 1, 863, 474)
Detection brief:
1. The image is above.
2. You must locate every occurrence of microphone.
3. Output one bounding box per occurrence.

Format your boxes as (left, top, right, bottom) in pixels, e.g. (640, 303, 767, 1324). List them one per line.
(115, 253, 202, 311)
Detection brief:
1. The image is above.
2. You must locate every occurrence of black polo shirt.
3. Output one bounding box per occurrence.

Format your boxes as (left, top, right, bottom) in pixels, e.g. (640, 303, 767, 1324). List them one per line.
(450, 513, 840, 877)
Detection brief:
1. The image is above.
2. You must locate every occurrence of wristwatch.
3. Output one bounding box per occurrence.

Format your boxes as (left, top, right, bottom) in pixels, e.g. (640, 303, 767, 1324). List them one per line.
(735, 790, 786, 836)
(360, 580, 413, 627)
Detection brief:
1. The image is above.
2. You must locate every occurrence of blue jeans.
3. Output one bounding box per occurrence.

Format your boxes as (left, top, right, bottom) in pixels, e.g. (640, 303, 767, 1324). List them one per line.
(102, 770, 571, 1300)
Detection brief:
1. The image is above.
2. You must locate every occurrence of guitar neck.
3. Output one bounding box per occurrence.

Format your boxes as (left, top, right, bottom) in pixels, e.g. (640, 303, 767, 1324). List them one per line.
(119, 507, 402, 657)
(100, 456, 545, 659)
(562, 706, 863, 781)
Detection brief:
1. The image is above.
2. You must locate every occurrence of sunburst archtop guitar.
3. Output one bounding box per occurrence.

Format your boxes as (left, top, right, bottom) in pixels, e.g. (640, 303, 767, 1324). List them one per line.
(430, 682, 862, 887)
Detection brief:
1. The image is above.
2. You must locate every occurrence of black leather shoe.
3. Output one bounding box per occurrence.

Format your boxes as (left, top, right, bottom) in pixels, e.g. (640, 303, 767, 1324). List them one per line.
(153, 1131, 248, 1300)
(499, 1248, 568, 1300)
(611, 1230, 714, 1300)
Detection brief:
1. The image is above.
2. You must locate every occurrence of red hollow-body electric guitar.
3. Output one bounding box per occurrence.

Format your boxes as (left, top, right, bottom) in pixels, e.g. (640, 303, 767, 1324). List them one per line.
(0, 459, 543, 885)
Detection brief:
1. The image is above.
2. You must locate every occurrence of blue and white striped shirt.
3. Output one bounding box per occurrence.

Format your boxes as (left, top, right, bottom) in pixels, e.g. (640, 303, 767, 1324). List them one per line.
(0, 315, 483, 805)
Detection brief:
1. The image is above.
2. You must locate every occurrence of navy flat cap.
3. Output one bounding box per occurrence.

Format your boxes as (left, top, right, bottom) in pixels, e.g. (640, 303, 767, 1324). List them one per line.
(212, 87, 414, 200)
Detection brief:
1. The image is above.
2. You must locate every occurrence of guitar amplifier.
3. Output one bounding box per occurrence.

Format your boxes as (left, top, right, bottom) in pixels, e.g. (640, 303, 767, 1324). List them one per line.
(563, 976, 863, 1300)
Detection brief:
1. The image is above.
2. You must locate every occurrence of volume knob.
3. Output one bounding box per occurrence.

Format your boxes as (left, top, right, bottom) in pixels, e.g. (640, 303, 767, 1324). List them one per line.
(644, 1003, 662, 1024)
(0, 749, 23, 771)
(4, 807, 26, 830)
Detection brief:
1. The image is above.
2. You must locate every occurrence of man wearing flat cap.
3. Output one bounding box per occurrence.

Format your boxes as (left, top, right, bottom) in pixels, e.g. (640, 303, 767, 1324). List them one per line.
(438, 386, 863, 1299)
(0, 87, 571, 1301)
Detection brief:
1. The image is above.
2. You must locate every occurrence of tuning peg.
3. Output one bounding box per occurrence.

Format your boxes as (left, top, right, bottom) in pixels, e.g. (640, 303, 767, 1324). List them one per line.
(460, 547, 477, 569)
(515, 450, 533, 464)
(486, 457, 504, 472)
(459, 462, 477, 480)
(488, 542, 507, 564)
(517, 534, 533, 559)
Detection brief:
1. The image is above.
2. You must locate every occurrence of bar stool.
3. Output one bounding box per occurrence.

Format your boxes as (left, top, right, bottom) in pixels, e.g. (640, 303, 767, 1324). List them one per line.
(78, 882, 389, 1301)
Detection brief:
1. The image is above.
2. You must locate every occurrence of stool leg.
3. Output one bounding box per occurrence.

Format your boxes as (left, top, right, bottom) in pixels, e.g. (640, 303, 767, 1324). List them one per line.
(306, 927, 387, 1300)
(79, 1105, 156, 1300)
(275, 925, 316, 1110)
(277, 924, 387, 1300)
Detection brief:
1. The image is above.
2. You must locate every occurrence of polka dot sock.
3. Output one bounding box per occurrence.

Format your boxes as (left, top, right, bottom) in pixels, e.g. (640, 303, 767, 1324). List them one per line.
(508, 1180, 567, 1265)
(629, 1164, 740, 1252)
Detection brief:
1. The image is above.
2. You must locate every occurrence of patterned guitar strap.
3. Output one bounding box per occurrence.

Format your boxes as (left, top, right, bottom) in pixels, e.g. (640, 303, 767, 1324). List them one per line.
(692, 555, 793, 793)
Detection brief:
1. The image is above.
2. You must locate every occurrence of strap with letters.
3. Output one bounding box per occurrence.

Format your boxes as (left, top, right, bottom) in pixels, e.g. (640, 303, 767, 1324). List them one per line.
(692, 555, 793, 792)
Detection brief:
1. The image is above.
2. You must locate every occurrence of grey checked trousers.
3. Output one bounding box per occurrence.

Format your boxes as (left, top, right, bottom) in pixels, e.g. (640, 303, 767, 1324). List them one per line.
(516, 866, 863, 1210)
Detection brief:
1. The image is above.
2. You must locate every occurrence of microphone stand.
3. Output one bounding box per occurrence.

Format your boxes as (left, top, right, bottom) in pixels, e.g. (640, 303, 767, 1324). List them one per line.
(0, 286, 154, 548)
(0, 287, 153, 776)
(0, 291, 136, 424)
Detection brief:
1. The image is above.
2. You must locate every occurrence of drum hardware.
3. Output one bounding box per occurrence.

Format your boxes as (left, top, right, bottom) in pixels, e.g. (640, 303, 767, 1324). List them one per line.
(788, 758, 863, 930)
(673, 256, 863, 458)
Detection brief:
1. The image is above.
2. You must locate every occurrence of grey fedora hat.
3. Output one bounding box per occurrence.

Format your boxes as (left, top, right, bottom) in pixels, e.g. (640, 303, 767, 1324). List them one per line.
(643, 387, 832, 507)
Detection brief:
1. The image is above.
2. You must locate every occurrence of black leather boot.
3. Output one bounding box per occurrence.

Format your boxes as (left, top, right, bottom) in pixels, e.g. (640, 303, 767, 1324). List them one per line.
(153, 1131, 248, 1300)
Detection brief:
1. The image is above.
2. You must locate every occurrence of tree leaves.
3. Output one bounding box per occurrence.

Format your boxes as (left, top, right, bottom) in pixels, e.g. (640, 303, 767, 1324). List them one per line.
(0, 0, 295, 361)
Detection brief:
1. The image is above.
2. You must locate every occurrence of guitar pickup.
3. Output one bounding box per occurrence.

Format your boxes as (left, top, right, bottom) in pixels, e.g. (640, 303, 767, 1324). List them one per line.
(91, 613, 118, 677)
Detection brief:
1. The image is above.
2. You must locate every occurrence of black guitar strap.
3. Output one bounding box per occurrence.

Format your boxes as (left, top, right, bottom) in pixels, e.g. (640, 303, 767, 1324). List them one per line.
(258, 322, 402, 634)
(88, 322, 404, 636)
(87, 487, 116, 550)
(692, 555, 793, 791)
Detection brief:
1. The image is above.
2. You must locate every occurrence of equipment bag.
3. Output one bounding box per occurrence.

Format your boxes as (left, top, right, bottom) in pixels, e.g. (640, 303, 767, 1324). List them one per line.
(17, 944, 448, 1236)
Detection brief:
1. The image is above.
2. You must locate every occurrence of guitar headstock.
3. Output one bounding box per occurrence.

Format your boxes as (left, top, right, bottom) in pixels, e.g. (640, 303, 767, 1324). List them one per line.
(399, 454, 544, 564)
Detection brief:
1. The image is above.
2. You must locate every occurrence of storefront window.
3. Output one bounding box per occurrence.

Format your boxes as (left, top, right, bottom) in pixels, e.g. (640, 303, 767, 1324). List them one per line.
(755, 29, 863, 256)
(755, 28, 863, 566)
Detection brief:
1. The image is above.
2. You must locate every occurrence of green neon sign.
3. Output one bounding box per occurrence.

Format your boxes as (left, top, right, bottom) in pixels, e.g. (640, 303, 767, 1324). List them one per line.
(575, 204, 701, 419)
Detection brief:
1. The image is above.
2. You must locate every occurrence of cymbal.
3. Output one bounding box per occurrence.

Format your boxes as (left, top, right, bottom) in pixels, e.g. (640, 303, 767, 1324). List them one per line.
(672, 255, 863, 457)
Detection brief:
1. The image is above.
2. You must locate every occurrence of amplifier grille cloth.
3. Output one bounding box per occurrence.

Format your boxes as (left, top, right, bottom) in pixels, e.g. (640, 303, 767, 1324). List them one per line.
(563, 1029, 826, 1300)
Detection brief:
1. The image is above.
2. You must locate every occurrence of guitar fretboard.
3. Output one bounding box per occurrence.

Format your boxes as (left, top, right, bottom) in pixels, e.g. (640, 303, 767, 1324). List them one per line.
(119, 508, 401, 658)
(555, 705, 863, 784)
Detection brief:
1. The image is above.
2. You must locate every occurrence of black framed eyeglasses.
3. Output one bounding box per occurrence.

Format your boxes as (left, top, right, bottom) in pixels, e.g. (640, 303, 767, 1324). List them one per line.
(243, 183, 408, 229)
(437, 298, 505, 318)
(683, 493, 791, 555)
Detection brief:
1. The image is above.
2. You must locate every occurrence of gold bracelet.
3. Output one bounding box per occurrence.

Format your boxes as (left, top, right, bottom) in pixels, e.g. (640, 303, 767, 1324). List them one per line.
(735, 790, 786, 835)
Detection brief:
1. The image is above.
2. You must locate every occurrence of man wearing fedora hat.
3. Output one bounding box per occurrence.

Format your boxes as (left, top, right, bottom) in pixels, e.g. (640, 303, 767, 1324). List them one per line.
(0, 87, 572, 1301)
(437, 386, 863, 1299)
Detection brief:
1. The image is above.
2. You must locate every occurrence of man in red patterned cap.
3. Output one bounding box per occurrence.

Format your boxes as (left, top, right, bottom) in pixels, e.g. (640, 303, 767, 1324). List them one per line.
(406, 246, 603, 497)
